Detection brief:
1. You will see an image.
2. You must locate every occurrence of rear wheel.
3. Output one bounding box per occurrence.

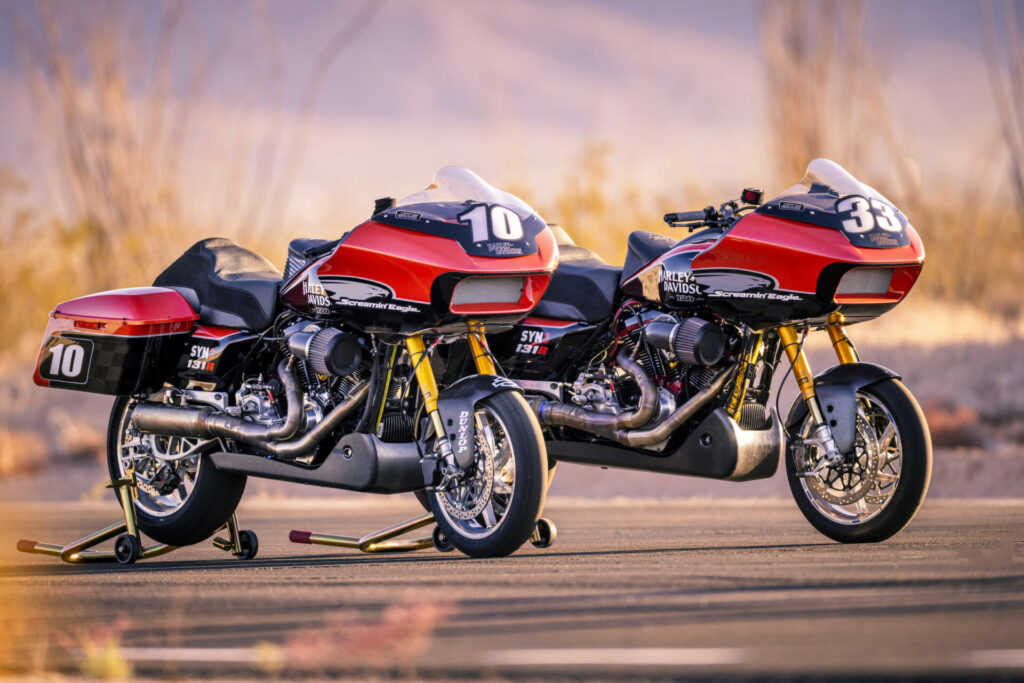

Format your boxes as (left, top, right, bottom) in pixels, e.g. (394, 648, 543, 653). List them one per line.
(426, 391, 547, 558)
(107, 396, 247, 547)
(786, 379, 931, 543)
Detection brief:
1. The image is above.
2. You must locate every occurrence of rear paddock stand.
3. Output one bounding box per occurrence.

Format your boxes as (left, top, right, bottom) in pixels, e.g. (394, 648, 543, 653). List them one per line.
(289, 513, 558, 554)
(16, 465, 258, 565)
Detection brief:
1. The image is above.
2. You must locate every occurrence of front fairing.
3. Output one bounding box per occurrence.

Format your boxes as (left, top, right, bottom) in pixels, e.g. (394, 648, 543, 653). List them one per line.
(373, 166, 549, 259)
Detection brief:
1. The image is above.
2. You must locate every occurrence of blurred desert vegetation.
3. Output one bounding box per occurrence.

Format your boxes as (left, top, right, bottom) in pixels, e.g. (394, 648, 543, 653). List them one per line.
(0, 0, 1022, 476)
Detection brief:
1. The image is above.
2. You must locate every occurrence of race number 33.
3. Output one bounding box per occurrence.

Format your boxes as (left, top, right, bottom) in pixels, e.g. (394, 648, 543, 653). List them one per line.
(40, 337, 93, 383)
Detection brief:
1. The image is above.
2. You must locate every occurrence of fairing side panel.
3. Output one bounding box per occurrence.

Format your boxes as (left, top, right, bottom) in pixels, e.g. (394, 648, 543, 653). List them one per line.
(491, 316, 601, 381)
(281, 221, 557, 334)
(620, 213, 924, 324)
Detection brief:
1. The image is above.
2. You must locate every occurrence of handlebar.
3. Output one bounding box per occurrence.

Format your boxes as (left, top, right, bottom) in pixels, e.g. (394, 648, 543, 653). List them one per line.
(663, 209, 710, 223)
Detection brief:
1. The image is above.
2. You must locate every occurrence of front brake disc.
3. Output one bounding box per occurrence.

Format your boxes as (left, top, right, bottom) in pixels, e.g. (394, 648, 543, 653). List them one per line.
(439, 424, 495, 521)
(806, 412, 880, 505)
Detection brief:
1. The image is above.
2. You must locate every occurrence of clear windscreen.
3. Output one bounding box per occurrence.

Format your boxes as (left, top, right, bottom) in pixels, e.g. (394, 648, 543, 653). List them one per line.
(779, 158, 895, 205)
(396, 166, 540, 220)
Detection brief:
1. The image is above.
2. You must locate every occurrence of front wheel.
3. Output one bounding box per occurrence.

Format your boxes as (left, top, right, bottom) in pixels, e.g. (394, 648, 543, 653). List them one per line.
(427, 390, 547, 558)
(786, 378, 932, 543)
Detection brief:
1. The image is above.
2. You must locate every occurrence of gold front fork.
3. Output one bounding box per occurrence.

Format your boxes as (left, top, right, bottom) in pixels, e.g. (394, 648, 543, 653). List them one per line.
(825, 312, 859, 364)
(467, 321, 497, 375)
(778, 324, 825, 424)
(406, 322, 496, 446)
(406, 334, 446, 440)
(779, 314, 859, 414)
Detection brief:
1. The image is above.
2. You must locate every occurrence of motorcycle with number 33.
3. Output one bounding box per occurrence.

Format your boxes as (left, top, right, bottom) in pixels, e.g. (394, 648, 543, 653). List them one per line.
(485, 158, 931, 543)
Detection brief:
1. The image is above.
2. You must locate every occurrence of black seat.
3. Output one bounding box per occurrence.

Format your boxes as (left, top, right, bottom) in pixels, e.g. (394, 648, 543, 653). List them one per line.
(621, 231, 678, 282)
(534, 244, 622, 323)
(154, 238, 282, 330)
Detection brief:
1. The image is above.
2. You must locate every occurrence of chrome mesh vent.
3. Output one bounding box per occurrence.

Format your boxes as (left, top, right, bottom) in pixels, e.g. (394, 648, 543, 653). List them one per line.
(837, 267, 893, 295)
(451, 277, 525, 306)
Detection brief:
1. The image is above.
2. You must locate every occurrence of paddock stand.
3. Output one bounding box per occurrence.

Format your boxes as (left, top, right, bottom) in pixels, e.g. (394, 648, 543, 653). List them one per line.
(289, 513, 558, 554)
(16, 463, 258, 565)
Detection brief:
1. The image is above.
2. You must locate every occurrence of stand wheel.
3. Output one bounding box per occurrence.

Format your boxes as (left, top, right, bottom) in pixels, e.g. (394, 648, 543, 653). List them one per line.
(432, 526, 454, 553)
(530, 518, 557, 549)
(114, 534, 142, 565)
(236, 530, 259, 560)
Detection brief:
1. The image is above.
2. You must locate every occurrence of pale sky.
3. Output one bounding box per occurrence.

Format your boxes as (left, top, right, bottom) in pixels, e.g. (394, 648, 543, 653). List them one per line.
(0, 0, 1015, 234)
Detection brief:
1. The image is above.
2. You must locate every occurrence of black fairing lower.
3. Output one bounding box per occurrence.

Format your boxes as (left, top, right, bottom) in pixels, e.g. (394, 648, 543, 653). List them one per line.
(435, 374, 523, 468)
(785, 362, 901, 453)
(546, 407, 782, 481)
(208, 433, 423, 493)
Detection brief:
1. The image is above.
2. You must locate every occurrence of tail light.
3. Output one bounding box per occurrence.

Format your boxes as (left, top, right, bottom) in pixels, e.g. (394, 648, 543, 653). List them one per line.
(448, 274, 551, 315)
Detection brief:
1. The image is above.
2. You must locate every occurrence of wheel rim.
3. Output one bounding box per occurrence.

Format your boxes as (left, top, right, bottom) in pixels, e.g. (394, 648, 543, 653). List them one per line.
(795, 391, 903, 525)
(116, 400, 210, 518)
(433, 404, 516, 540)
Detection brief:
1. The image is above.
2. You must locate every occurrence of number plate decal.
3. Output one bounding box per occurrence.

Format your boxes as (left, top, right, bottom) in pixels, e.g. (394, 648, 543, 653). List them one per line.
(38, 336, 94, 384)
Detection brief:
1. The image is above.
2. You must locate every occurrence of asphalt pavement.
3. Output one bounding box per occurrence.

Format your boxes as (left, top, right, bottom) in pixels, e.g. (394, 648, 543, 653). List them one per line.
(1, 497, 1022, 680)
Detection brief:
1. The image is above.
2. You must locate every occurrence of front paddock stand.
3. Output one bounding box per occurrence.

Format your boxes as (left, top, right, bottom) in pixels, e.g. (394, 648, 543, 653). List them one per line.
(16, 465, 258, 565)
(289, 513, 558, 554)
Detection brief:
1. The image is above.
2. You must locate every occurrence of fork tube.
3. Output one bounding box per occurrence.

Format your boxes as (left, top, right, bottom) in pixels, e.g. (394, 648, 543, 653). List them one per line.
(778, 324, 825, 424)
(825, 312, 859, 364)
(467, 322, 497, 375)
(406, 335, 447, 442)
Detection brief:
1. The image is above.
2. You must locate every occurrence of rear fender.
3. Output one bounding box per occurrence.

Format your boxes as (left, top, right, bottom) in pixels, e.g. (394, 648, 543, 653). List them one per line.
(785, 362, 901, 454)
(435, 375, 523, 468)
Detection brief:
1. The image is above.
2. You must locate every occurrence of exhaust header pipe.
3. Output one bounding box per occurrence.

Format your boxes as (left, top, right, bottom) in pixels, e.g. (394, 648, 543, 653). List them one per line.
(535, 359, 735, 448)
(536, 350, 658, 436)
(132, 358, 369, 458)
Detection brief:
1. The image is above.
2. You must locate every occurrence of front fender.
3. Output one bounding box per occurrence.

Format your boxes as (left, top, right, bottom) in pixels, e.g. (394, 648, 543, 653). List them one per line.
(785, 362, 900, 454)
(436, 374, 523, 468)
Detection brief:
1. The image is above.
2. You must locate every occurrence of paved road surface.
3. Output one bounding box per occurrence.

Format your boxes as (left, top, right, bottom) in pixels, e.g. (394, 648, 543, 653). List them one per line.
(1, 498, 1022, 680)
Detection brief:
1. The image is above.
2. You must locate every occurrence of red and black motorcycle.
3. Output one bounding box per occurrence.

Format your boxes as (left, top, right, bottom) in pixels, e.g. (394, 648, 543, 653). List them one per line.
(487, 159, 931, 542)
(33, 167, 557, 558)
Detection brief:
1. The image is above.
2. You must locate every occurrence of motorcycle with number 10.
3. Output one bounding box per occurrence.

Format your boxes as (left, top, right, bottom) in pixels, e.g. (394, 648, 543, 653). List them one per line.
(34, 168, 559, 558)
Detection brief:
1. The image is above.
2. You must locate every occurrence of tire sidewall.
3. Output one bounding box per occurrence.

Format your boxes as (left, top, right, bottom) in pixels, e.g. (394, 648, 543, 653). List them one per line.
(785, 378, 932, 543)
(428, 390, 547, 558)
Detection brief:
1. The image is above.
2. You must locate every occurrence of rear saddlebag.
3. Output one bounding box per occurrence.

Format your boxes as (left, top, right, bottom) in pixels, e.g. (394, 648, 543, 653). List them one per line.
(33, 287, 199, 395)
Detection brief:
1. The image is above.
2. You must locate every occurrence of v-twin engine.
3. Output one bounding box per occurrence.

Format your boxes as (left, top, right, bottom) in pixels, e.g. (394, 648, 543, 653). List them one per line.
(534, 311, 737, 448)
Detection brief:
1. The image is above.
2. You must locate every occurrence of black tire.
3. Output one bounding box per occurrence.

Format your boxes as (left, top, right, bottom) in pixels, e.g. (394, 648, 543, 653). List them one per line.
(427, 390, 547, 558)
(786, 378, 931, 543)
(107, 396, 247, 547)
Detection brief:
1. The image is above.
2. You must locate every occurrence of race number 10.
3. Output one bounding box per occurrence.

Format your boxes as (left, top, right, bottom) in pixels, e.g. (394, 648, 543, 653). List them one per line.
(41, 338, 93, 383)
